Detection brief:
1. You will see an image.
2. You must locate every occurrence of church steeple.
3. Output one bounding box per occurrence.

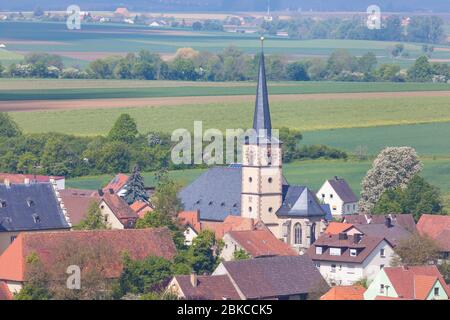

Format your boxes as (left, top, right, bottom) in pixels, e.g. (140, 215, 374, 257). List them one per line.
(253, 36, 272, 139)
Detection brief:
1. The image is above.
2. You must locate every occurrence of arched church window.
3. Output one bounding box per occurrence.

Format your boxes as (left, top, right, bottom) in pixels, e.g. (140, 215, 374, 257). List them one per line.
(268, 207, 273, 213)
(310, 223, 316, 245)
(249, 206, 252, 212)
(294, 223, 302, 245)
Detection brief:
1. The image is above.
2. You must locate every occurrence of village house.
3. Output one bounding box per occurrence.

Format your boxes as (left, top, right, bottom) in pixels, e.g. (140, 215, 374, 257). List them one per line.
(220, 229, 298, 261)
(0, 181, 71, 254)
(320, 285, 366, 300)
(59, 188, 139, 229)
(168, 255, 327, 300)
(103, 173, 129, 197)
(364, 265, 450, 300)
(316, 177, 358, 216)
(417, 214, 450, 261)
(0, 228, 176, 296)
(307, 233, 395, 286)
(98, 189, 139, 229)
(179, 49, 328, 253)
(325, 218, 412, 247)
(178, 210, 261, 245)
(130, 200, 153, 219)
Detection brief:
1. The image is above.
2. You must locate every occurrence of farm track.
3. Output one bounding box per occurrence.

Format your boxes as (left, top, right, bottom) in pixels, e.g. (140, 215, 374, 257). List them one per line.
(2, 90, 450, 112)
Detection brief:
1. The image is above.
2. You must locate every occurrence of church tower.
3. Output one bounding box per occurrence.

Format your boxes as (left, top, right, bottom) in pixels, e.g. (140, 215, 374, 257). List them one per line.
(241, 38, 283, 222)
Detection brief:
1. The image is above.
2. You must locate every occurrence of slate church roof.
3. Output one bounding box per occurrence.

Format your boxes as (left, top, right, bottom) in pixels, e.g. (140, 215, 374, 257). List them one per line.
(277, 185, 327, 218)
(0, 182, 70, 232)
(179, 167, 242, 221)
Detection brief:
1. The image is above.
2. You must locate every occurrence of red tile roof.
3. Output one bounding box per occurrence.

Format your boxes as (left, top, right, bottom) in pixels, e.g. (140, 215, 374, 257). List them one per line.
(227, 229, 297, 258)
(204, 216, 258, 240)
(0, 228, 176, 282)
(417, 214, 450, 252)
(173, 275, 240, 300)
(130, 201, 153, 218)
(383, 265, 450, 300)
(178, 211, 202, 233)
(103, 174, 129, 194)
(0, 173, 64, 184)
(320, 285, 365, 300)
(59, 189, 100, 225)
(325, 222, 354, 235)
(307, 234, 391, 264)
(0, 281, 12, 300)
(102, 192, 139, 221)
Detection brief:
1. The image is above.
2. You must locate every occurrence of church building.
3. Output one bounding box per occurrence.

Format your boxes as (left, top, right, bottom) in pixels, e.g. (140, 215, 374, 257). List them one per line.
(179, 45, 327, 253)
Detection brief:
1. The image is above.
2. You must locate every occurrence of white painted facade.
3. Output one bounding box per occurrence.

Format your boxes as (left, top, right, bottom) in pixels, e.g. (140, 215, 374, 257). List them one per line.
(183, 225, 198, 246)
(314, 240, 395, 286)
(316, 180, 358, 217)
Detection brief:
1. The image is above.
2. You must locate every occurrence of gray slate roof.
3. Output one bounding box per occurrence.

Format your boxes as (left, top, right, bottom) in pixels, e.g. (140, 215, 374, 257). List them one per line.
(0, 183, 70, 232)
(179, 167, 242, 221)
(277, 185, 327, 218)
(328, 177, 358, 203)
(221, 255, 328, 299)
(354, 223, 412, 247)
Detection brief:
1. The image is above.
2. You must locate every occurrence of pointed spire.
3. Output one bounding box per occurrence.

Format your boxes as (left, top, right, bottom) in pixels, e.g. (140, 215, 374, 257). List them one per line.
(253, 36, 272, 139)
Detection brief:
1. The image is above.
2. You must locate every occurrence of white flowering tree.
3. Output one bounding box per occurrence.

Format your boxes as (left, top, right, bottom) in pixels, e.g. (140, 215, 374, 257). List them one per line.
(359, 147, 423, 213)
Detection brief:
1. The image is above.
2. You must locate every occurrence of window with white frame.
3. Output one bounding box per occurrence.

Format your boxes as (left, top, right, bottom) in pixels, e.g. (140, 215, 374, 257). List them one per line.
(434, 287, 439, 296)
(331, 264, 336, 272)
(330, 248, 341, 256)
(380, 248, 385, 258)
(380, 284, 385, 294)
(315, 246, 323, 254)
(350, 249, 357, 256)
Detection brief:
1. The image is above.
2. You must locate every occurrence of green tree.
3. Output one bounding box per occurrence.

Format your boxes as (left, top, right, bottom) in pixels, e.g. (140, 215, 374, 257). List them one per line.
(187, 230, 220, 275)
(73, 200, 110, 230)
(14, 253, 52, 300)
(17, 152, 38, 173)
(391, 233, 440, 266)
(123, 164, 149, 204)
(357, 52, 377, 74)
(116, 254, 174, 297)
(233, 249, 251, 260)
(0, 112, 22, 138)
(373, 175, 443, 221)
(286, 61, 310, 81)
(97, 141, 131, 173)
(136, 171, 184, 249)
(108, 114, 138, 144)
(408, 56, 433, 82)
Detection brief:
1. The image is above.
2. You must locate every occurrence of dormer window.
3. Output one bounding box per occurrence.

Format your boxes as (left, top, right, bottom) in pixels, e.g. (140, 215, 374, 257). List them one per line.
(32, 214, 40, 224)
(315, 246, 323, 255)
(27, 199, 35, 207)
(330, 248, 341, 256)
(208, 201, 213, 206)
(350, 249, 357, 257)
(0, 200, 6, 208)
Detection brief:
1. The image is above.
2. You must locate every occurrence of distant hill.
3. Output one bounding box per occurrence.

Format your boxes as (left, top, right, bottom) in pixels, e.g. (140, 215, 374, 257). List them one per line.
(2, 0, 450, 12)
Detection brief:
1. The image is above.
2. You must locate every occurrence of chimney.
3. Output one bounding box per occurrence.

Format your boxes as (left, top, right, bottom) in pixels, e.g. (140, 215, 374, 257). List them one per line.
(338, 232, 348, 240)
(190, 273, 198, 287)
(385, 216, 392, 228)
(98, 189, 104, 197)
(109, 188, 114, 194)
(354, 233, 362, 244)
(334, 176, 339, 180)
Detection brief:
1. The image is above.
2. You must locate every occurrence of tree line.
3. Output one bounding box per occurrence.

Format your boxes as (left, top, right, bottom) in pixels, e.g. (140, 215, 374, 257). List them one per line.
(0, 113, 347, 178)
(265, 15, 446, 44)
(2, 46, 449, 83)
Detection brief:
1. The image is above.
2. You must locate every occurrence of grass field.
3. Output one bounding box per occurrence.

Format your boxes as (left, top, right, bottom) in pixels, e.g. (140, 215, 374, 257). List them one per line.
(9, 95, 450, 137)
(2, 80, 450, 100)
(1, 21, 450, 67)
(66, 158, 450, 210)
